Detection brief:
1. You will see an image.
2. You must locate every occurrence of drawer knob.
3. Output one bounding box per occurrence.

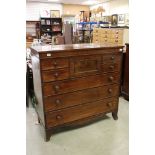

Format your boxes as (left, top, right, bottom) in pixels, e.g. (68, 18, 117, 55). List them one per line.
(55, 99, 61, 105)
(53, 61, 57, 66)
(119, 49, 123, 52)
(56, 115, 62, 120)
(109, 76, 114, 81)
(54, 72, 59, 78)
(107, 102, 112, 107)
(109, 65, 114, 69)
(111, 56, 115, 60)
(108, 88, 112, 93)
(54, 85, 60, 92)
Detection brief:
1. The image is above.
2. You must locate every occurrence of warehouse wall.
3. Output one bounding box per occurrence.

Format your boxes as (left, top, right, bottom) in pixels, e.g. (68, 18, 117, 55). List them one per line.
(63, 4, 89, 16)
(26, 2, 63, 20)
(90, 0, 129, 15)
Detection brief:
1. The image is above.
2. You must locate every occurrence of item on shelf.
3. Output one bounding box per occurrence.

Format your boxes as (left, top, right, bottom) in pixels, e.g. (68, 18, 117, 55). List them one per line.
(50, 10, 60, 18)
(46, 20, 50, 25)
(41, 19, 45, 25)
(111, 14, 118, 26)
(41, 33, 52, 44)
(52, 25, 61, 32)
(40, 17, 62, 37)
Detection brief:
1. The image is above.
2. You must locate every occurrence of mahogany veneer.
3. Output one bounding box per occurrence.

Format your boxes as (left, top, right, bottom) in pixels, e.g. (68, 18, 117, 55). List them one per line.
(30, 43, 123, 141)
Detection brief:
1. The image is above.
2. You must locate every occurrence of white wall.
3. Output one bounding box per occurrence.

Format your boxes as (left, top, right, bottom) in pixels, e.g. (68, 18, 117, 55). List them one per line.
(90, 0, 129, 16)
(26, 2, 63, 21)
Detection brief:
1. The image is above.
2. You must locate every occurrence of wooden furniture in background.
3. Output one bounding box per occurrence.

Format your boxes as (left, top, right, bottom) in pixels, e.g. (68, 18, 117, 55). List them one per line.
(30, 43, 123, 141)
(93, 28, 123, 45)
(121, 43, 129, 100)
(26, 21, 40, 42)
(40, 17, 62, 37)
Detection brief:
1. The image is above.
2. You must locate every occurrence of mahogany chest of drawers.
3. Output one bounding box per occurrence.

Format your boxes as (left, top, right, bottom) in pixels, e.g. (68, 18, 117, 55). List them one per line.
(30, 43, 123, 141)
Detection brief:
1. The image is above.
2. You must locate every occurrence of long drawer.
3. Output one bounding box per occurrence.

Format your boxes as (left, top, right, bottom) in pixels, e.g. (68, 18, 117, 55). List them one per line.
(45, 97, 118, 128)
(42, 68, 69, 82)
(44, 84, 120, 112)
(43, 73, 120, 97)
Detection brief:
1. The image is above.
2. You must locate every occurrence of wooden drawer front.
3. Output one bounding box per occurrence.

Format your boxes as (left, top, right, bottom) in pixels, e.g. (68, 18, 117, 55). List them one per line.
(44, 84, 119, 112)
(93, 33, 100, 38)
(103, 53, 121, 63)
(46, 97, 118, 128)
(102, 62, 121, 73)
(43, 73, 120, 97)
(70, 55, 101, 77)
(111, 34, 122, 39)
(42, 68, 69, 82)
(40, 58, 68, 70)
(110, 39, 122, 44)
(101, 34, 109, 38)
(93, 28, 100, 33)
(100, 38, 110, 43)
(101, 29, 110, 34)
(111, 29, 123, 35)
(93, 39, 100, 43)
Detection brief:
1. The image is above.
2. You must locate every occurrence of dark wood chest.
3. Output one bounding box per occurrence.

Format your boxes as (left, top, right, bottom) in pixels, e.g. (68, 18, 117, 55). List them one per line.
(31, 44, 123, 141)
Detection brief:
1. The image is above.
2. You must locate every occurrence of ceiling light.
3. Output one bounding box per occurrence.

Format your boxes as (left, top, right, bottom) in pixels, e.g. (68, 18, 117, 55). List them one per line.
(82, 0, 100, 5)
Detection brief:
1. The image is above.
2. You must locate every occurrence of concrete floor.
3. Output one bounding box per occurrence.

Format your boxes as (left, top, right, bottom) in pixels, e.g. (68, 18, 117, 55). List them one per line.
(26, 97, 129, 155)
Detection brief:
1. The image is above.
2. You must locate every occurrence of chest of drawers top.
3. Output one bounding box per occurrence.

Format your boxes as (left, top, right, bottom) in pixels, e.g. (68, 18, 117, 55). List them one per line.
(30, 43, 123, 58)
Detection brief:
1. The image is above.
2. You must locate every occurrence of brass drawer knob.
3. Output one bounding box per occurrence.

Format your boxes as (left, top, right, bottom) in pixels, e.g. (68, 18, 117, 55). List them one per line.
(54, 72, 59, 78)
(109, 76, 114, 81)
(109, 65, 114, 69)
(54, 85, 60, 92)
(53, 61, 57, 66)
(107, 102, 112, 107)
(55, 99, 61, 105)
(119, 48, 123, 52)
(108, 88, 112, 93)
(111, 56, 115, 60)
(56, 115, 62, 120)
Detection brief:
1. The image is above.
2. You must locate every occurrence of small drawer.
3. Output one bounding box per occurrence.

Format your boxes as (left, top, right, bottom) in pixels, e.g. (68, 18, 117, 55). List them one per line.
(93, 39, 100, 43)
(40, 58, 69, 70)
(101, 29, 110, 34)
(102, 62, 121, 73)
(102, 53, 122, 63)
(45, 97, 118, 128)
(111, 29, 123, 35)
(93, 33, 100, 38)
(110, 34, 122, 39)
(93, 28, 100, 33)
(101, 34, 109, 38)
(100, 38, 110, 43)
(42, 68, 69, 82)
(110, 39, 123, 44)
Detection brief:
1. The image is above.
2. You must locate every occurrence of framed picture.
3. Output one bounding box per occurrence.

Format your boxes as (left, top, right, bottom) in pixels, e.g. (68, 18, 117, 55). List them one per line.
(118, 14, 125, 24)
(50, 10, 60, 18)
(111, 14, 118, 26)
